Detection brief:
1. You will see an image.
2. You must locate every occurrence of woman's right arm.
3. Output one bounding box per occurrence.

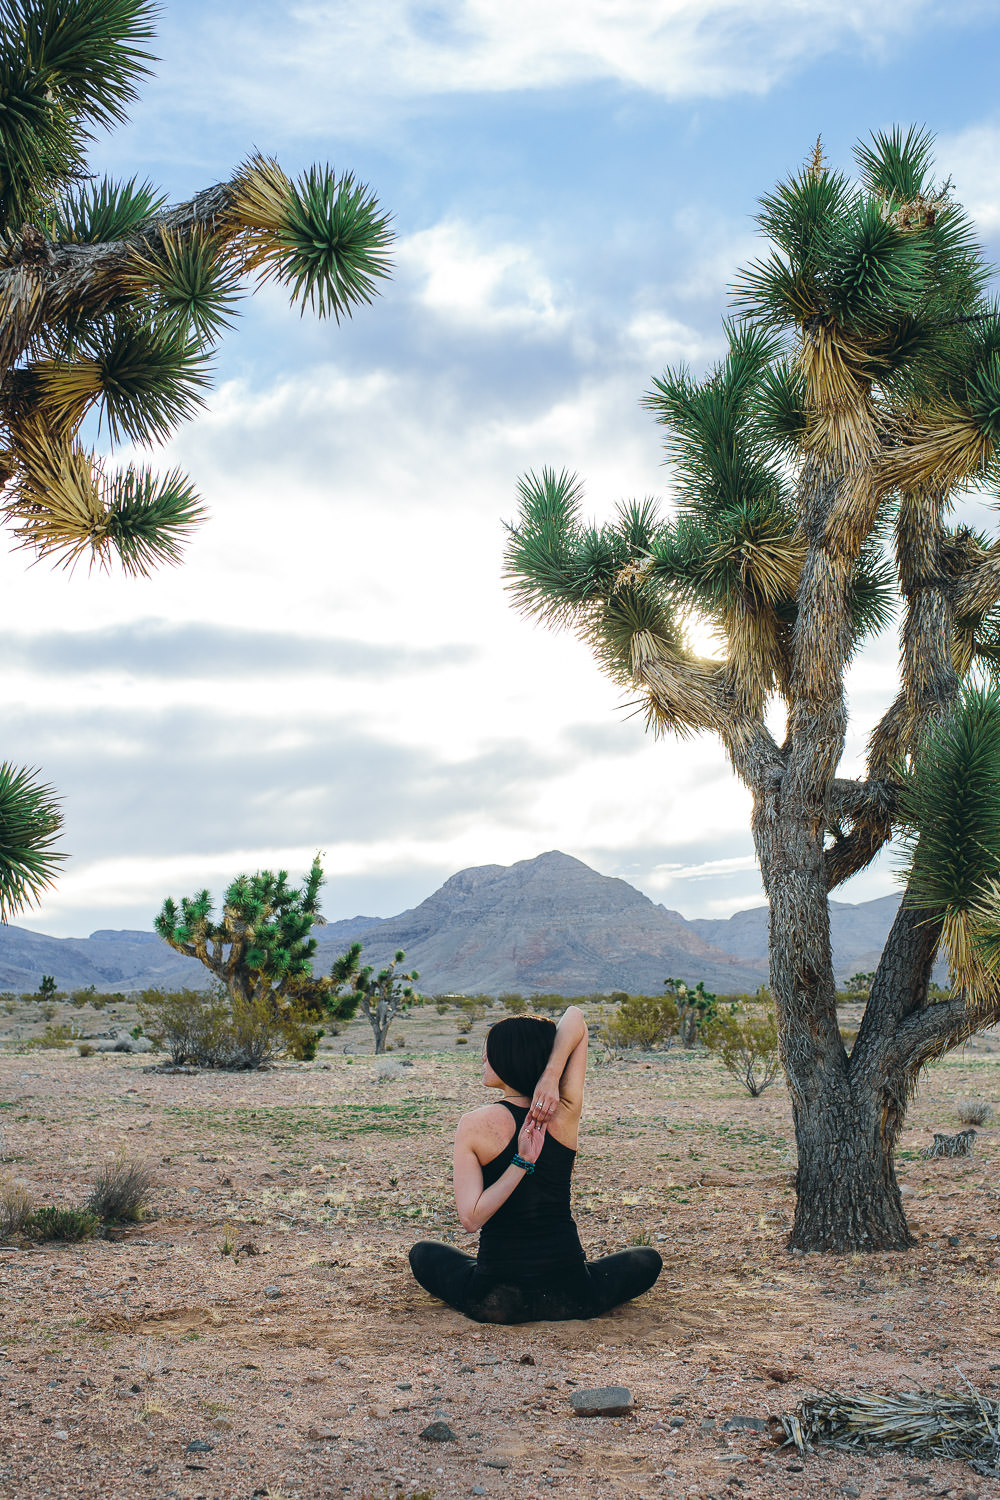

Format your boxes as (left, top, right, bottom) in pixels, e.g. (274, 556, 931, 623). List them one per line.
(528, 1005, 588, 1123)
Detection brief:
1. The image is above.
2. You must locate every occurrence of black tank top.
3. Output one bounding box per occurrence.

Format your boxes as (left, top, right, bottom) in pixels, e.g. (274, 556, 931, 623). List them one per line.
(476, 1101, 585, 1277)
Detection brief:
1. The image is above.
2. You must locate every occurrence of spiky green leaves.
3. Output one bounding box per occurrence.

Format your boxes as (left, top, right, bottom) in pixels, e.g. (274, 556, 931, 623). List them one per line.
(5, 430, 204, 574)
(230, 155, 393, 322)
(48, 174, 164, 242)
(157, 858, 326, 988)
(0, 761, 64, 920)
(900, 685, 1000, 998)
(9, 0, 155, 130)
(38, 309, 210, 444)
(734, 128, 986, 397)
(126, 230, 242, 343)
(0, 0, 155, 235)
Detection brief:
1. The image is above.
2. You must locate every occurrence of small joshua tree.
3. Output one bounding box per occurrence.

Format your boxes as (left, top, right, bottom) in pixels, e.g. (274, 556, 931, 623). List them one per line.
(331, 944, 419, 1054)
(155, 857, 356, 1063)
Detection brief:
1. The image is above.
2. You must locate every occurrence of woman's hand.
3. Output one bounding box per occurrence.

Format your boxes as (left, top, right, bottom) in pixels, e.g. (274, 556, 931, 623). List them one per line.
(517, 1117, 546, 1165)
(528, 1067, 560, 1124)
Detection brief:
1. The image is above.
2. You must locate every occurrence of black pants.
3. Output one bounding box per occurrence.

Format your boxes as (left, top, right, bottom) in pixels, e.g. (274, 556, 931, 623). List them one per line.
(409, 1241, 662, 1324)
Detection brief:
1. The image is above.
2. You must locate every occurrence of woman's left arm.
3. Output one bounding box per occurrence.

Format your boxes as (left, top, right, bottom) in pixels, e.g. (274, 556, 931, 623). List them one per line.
(453, 1113, 546, 1233)
(528, 1005, 587, 1123)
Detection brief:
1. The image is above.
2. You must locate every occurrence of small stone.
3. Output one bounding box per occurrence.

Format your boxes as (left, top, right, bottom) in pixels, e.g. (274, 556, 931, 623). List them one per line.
(305, 1425, 338, 1442)
(264, 1285, 282, 1299)
(669, 1416, 685, 1429)
(396, 1382, 413, 1390)
(570, 1385, 634, 1418)
(519, 1353, 536, 1365)
(420, 1421, 456, 1442)
(948, 1235, 960, 1247)
(842, 1487, 861, 1498)
(899, 1184, 915, 1199)
(458, 1363, 475, 1373)
(700, 1418, 717, 1430)
(52, 1430, 68, 1442)
(184, 1439, 213, 1454)
(723, 1416, 770, 1432)
(483, 1457, 510, 1470)
(472, 1488, 486, 1496)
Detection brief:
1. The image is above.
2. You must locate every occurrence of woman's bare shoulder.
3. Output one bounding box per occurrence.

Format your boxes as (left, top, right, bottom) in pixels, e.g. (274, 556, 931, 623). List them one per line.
(456, 1102, 517, 1143)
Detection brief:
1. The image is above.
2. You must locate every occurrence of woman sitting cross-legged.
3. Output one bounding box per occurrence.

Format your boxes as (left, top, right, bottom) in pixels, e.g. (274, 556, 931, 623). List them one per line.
(409, 1005, 662, 1323)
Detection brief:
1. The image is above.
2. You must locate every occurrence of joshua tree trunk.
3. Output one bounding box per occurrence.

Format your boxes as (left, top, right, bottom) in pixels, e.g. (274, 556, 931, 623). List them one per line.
(761, 786, 963, 1248)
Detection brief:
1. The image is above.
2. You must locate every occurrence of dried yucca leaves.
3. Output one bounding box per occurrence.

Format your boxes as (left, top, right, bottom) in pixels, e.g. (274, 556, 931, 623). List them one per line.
(781, 1388, 1000, 1477)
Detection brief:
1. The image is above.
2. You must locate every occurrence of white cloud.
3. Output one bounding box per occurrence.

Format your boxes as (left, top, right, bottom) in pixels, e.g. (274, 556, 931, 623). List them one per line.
(140, 0, 968, 144)
(936, 121, 1000, 237)
(397, 221, 567, 335)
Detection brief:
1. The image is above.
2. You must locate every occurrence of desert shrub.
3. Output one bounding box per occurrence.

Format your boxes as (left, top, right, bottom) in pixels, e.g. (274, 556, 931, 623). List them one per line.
(87, 1152, 155, 1224)
(28, 1206, 99, 1242)
(27, 1022, 81, 1050)
(69, 985, 97, 1009)
(455, 1035, 468, 1045)
(1, 998, 17, 1015)
(39, 1002, 58, 1021)
(77, 1042, 95, 1057)
(499, 992, 527, 1014)
(955, 1098, 994, 1126)
(531, 993, 566, 1014)
(0, 1176, 33, 1241)
(434, 1000, 450, 1015)
(136, 987, 230, 1066)
(703, 1007, 782, 1096)
(603, 993, 680, 1051)
(840, 1026, 859, 1050)
(88, 993, 108, 1011)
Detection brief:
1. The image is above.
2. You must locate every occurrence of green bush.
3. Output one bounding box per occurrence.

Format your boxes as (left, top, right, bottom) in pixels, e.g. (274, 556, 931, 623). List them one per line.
(69, 985, 97, 1009)
(28, 1206, 99, 1242)
(703, 1007, 782, 1096)
(136, 985, 313, 1069)
(531, 993, 567, 1014)
(603, 993, 680, 1051)
(498, 992, 527, 1014)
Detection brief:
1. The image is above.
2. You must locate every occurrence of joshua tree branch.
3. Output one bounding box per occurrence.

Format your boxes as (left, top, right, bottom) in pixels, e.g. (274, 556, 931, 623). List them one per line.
(950, 547, 1000, 619)
(0, 183, 234, 370)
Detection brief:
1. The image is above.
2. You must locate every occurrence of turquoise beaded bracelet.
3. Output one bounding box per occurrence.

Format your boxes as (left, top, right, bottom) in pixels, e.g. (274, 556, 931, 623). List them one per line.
(511, 1154, 534, 1175)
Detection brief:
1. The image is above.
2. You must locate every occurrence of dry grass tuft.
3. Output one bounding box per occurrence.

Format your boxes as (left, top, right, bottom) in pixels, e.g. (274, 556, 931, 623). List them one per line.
(956, 1098, 995, 1126)
(87, 1150, 156, 1224)
(0, 1174, 33, 1241)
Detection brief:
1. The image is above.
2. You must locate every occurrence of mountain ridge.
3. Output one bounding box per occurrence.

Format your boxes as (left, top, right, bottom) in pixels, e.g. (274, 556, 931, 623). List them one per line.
(0, 850, 905, 995)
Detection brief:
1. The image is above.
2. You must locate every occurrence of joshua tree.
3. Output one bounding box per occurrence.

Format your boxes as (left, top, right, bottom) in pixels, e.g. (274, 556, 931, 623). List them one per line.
(506, 129, 1000, 1251)
(0, 0, 392, 918)
(155, 859, 358, 1058)
(331, 943, 419, 1054)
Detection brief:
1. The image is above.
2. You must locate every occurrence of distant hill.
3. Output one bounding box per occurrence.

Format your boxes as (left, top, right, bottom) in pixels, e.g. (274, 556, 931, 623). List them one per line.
(310, 850, 766, 996)
(0, 851, 914, 995)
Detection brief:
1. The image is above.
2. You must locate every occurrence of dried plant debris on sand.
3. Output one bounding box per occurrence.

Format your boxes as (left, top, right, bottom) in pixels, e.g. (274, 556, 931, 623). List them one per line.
(781, 1387, 1000, 1476)
(924, 1129, 977, 1157)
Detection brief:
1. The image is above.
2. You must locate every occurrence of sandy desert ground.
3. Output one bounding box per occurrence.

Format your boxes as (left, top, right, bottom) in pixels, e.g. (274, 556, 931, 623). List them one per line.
(0, 1007, 998, 1500)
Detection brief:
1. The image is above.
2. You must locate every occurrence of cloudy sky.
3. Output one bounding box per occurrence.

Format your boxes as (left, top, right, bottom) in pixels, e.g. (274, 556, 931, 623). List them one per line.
(5, 0, 1000, 937)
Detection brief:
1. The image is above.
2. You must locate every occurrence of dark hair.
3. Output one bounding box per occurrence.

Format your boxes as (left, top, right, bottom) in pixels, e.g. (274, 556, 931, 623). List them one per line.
(485, 1015, 557, 1097)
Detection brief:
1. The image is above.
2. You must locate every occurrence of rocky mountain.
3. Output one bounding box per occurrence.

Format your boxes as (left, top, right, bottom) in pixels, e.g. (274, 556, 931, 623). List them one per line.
(689, 893, 908, 981)
(0, 850, 913, 995)
(310, 850, 765, 995)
